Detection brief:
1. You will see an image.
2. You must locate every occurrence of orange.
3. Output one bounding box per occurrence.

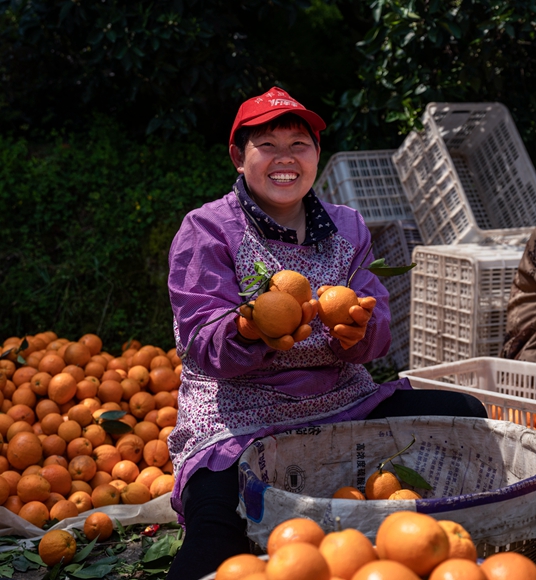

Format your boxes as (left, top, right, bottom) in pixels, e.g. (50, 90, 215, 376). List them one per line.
(148, 366, 181, 394)
(375, 511, 449, 577)
(122, 339, 142, 352)
(70, 479, 93, 494)
(67, 403, 93, 427)
(106, 357, 129, 373)
(48, 372, 77, 405)
(156, 406, 177, 428)
(76, 378, 99, 400)
(0, 454, 8, 473)
(83, 424, 107, 448)
(63, 364, 86, 384)
(130, 349, 154, 369)
(480, 551, 536, 579)
(38, 463, 72, 497)
(18, 500, 50, 528)
(149, 473, 174, 498)
(159, 426, 174, 443)
(6, 419, 34, 441)
(84, 361, 105, 379)
(90, 470, 113, 489)
(38, 529, 77, 566)
(428, 558, 488, 580)
(120, 378, 141, 401)
(58, 420, 83, 443)
(17, 473, 51, 502)
(265, 542, 330, 580)
(267, 517, 325, 556)
(109, 478, 128, 492)
(35, 398, 60, 421)
(269, 270, 312, 305)
(66, 437, 93, 461)
(7, 431, 43, 470)
(129, 391, 156, 419)
(11, 387, 37, 409)
(437, 520, 478, 561)
(22, 464, 43, 476)
(318, 528, 377, 580)
(12, 366, 39, 387)
(78, 334, 103, 356)
(142, 439, 169, 467)
(4, 494, 24, 514)
(350, 560, 421, 580)
(120, 481, 152, 504)
(91, 483, 121, 507)
(389, 489, 422, 500)
(84, 511, 114, 541)
(133, 420, 161, 443)
(365, 470, 401, 500)
(69, 454, 98, 482)
(1, 470, 21, 495)
(251, 291, 303, 339)
(0, 414, 14, 438)
(153, 391, 176, 409)
(42, 434, 67, 458)
(49, 498, 79, 521)
(7, 403, 35, 424)
(136, 466, 164, 489)
(44, 490, 65, 509)
(216, 554, 267, 580)
(68, 489, 93, 513)
(128, 365, 150, 388)
(98, 379, 123, 404)
(0, 359, 16, 379)
(0, 474, 9, 505)
(81, 397, 102, 414)
(92, 444, 121, 473)
(144, 408, 159, 424)
(40, 412, 64, 435)
(38, 353, 66, 376)
(115, 433, 145, 462)
(43, 454, 69, 469)
(317, 286, 359, 329)
(111, 459, 139, 483)
(150, 355, 172, 370)
(63, 342, 92, 367)
(332, 486, 366, 501)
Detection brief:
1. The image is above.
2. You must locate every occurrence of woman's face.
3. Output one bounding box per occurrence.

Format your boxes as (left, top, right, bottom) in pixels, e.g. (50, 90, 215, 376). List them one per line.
(230, 124, 320, 217)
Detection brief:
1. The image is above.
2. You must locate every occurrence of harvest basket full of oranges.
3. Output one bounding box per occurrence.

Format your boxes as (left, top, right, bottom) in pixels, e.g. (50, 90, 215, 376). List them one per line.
(237, 416, 536, 558)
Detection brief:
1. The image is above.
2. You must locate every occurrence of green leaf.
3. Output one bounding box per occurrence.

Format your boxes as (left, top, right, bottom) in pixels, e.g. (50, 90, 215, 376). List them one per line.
(68, 562, 117, 578)
(392, 463, 433, 490)
(0, 563, 14, 577)
(99, 410, 126, 421)
(72, 537, 99, 563)
(366, 262, 417, 277)
(253, 261, 269, 276)
(100, 420, 133, 435)
(20, 550, 43, 565)
(143, 535, 174, 562)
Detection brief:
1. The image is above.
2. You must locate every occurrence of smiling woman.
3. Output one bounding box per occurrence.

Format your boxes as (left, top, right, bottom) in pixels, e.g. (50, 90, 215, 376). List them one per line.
(165, 86, 487, 580)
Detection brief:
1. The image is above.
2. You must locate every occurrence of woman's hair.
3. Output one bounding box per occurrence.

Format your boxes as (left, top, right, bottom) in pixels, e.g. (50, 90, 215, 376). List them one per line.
(233, 113, 319, 154)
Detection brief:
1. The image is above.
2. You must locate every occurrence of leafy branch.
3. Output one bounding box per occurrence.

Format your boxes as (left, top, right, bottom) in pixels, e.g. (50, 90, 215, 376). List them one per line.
(347, 243, 416, 286)
(377, 434, 433, 491)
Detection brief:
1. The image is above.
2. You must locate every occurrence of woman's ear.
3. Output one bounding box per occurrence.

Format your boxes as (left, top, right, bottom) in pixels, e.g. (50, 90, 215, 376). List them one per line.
(229, 144, 245, 173)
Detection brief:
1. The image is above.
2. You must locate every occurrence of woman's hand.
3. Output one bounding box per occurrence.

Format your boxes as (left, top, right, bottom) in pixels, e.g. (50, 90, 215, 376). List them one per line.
(331, 296, 376, 349)
(236, 298, 318, 351)
(318, 285, 376, 350)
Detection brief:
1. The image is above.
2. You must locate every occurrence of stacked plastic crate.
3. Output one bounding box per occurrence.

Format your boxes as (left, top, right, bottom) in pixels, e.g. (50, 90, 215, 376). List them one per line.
(314, 102, 536, 372)
(314, 151, 420, 371)
(392, 102, 535, 369)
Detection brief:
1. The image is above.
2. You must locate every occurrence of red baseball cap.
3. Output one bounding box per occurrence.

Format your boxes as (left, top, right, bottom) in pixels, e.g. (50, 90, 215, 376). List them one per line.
(229, 86, 326, 145)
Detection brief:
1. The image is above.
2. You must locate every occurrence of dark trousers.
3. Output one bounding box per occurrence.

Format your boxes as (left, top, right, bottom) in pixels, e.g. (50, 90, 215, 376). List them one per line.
(166, 389, 487, 580)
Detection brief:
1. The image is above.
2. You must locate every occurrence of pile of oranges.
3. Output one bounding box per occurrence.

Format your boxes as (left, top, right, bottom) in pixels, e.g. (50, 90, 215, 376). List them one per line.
(215, 513, 536, 580)
(333, 468, 422, 501)
(0, 331, 179, 531)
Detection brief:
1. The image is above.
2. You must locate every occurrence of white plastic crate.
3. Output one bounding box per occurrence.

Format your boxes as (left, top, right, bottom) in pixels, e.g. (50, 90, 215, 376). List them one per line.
(400, 357, 536, 428)
(370, 220, 422, 371)
(314, 150, 413, 226)
(410, 243, 524, 369)
(392, 102, 536, 245)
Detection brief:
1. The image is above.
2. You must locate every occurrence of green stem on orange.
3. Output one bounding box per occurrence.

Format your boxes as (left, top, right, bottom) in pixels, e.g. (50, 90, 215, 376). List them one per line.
(347, 244, 374, 287)
(377, 434, 416, 474)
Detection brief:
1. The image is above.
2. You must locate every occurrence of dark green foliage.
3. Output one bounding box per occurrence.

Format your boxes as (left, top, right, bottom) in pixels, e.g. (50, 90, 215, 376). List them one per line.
(0, 116, 236, 352)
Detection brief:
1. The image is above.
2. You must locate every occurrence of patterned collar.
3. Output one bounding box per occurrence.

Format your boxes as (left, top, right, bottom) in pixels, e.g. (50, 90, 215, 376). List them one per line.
(233, 174, 337, 246)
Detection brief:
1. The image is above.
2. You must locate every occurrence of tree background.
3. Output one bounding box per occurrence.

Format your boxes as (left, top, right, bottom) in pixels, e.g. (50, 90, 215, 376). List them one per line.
(1, 0, 535, 354)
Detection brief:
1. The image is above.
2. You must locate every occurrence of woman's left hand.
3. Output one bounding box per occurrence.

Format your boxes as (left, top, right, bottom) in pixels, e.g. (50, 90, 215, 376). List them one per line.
(330, 297, 376, 350)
